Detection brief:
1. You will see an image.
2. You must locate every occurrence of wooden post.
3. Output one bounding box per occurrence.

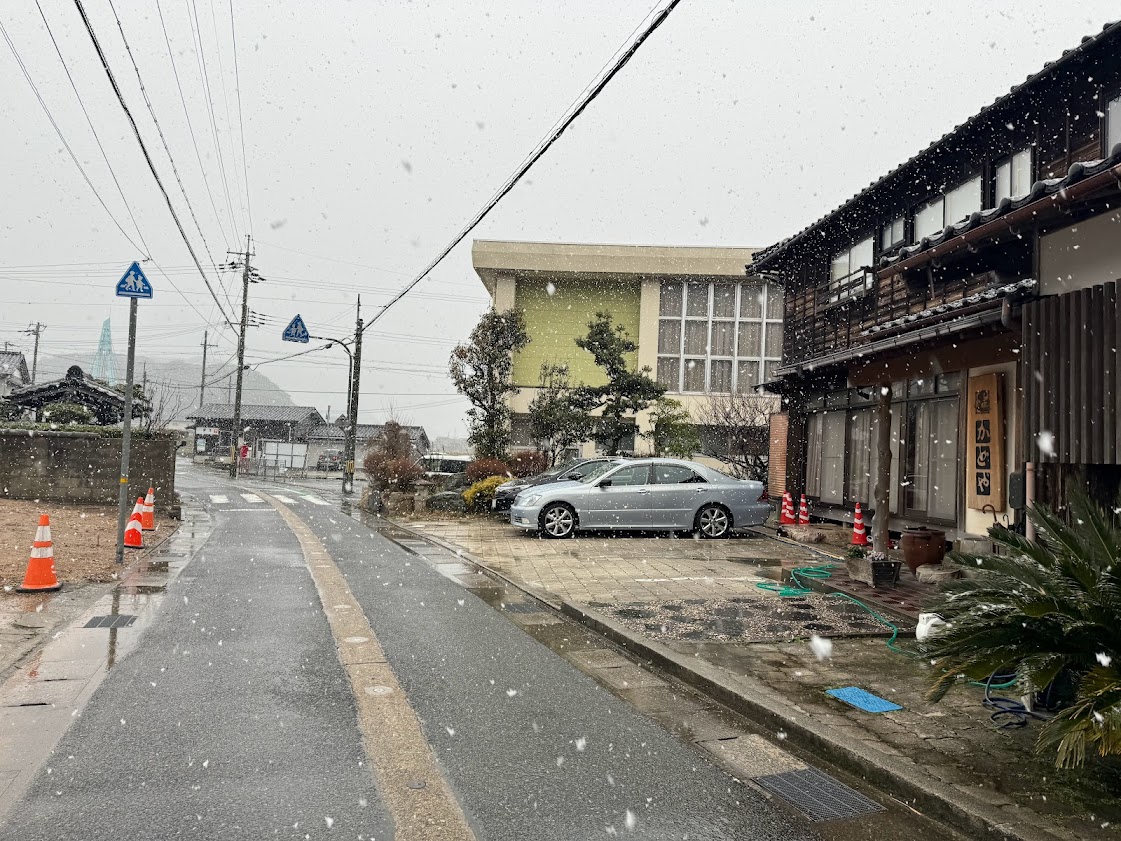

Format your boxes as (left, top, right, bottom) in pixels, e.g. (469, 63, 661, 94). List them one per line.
(872, 383, 893, 553)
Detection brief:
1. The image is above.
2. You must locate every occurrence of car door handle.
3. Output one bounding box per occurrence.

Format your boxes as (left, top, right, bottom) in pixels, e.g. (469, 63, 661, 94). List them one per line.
(636, 488, 650, 494)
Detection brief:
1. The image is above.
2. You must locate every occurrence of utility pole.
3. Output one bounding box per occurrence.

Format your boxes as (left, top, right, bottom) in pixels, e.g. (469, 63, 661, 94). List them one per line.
(199, 329, 217, 407)
(342, 299, 363, 494)
(22, 323, 44, 383)
(229, 235, 252, 478)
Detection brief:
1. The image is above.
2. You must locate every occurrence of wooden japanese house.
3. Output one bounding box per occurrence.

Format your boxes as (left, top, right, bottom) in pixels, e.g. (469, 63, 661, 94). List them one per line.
(749, 21, 1121, 547)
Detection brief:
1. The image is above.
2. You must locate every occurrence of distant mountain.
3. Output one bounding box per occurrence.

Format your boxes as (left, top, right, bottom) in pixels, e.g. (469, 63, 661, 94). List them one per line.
(33, 352, 294, 419)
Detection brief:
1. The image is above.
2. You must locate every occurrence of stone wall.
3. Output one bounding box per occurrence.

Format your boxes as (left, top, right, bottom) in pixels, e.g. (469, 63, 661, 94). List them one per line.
(0, 430, 177, 512)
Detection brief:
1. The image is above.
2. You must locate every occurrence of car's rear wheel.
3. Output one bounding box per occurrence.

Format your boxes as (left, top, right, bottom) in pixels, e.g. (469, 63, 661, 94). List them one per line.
(695, 503, 731, 539)
(540, 503, 576, 539)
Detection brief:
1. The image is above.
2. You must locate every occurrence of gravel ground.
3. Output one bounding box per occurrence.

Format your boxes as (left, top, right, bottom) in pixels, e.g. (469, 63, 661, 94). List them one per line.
(0, 499, 170, 589)
(593, 593, 915, 643)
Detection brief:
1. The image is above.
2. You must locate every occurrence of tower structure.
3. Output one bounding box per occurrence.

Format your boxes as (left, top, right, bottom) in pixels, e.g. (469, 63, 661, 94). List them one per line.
(91, 318, 118, 383)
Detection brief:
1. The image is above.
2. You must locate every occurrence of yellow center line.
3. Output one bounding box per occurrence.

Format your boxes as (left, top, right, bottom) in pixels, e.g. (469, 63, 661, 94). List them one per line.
(262, 492, 476, 841)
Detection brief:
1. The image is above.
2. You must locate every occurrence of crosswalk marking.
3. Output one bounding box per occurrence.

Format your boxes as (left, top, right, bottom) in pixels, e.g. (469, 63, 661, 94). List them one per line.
(303, 495, 330, 506)
(209, 495, 229, 504)
(240, 493, 263, 503)
(273, 495, 297, 504)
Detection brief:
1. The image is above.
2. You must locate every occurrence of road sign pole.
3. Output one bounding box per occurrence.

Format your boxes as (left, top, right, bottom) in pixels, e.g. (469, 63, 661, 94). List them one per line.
(115, 297, 138, 565)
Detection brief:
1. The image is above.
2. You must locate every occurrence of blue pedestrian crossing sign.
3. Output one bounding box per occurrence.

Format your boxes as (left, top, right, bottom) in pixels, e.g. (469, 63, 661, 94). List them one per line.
(115, 262, 153, 298)
(282, 314, 310, 343)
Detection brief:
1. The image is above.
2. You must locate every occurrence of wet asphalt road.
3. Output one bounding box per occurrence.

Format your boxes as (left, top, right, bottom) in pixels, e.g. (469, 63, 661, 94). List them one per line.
(0, 473, 390, 841)
(0, 465, 817, 840)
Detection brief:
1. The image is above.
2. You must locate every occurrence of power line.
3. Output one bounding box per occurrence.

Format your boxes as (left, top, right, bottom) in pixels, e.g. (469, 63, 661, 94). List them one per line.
(228, 0, 252, 238)
(32, 0, 152, 259)
(206, 0, 244, 235)
(187, 0, 240, 238)
(105, 0, 228, 300)
(71, 0, 237, 334)
(155, 0, 233, 249)
(363, 0, 683, 333)
(0, 15, 149, 256)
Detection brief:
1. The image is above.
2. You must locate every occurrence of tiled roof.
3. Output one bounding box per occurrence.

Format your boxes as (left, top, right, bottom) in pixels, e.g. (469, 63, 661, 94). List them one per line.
(750, 20, 1121, 271)
(0, 351, 29, 383)
(877, 149, 1121, 270)
(305, 422, 427, 443)
(862, 278, 1037, 337)
(188, 403, 322, 423)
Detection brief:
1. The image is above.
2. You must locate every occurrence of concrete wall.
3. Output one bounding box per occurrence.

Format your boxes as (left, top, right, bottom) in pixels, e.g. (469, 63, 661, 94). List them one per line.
(1040, 208, 1121, 295)
(0, 430, 177, 512)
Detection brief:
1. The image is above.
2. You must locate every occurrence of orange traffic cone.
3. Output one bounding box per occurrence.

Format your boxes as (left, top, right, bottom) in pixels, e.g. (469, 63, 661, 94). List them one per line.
(780, 491, 795, 525)
(124, 505, 145, 550)
(141, 487, 156, 531)
(851, 502, 869, 546)
(798, 494, 810, 525)
(17, 514, 62, 593)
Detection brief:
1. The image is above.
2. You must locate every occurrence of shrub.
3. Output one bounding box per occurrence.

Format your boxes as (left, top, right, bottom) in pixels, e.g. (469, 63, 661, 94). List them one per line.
(462, 475, 508, 511)
(922, 489, 1121, 769)
(466, 458, 510, 484)
(42, 402, 93, 425)
(364, 421, 417, 490)
(379, 457, 423, 492)
(510, 451, 548, 478)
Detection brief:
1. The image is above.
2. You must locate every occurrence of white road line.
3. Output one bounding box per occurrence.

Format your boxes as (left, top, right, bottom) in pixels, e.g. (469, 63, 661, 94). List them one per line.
(209, 495, 229, 504)
(273, 495, 297, 504)
(240, 493, 264, 503)
(303, 495, 330, 506)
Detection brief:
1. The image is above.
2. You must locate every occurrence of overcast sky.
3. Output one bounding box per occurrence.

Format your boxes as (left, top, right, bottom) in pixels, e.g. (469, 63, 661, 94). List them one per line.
(1, 1, 1116, 440)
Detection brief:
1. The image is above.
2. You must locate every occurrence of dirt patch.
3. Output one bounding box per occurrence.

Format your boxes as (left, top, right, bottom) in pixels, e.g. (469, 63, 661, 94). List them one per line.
(0, 499, 173, 590)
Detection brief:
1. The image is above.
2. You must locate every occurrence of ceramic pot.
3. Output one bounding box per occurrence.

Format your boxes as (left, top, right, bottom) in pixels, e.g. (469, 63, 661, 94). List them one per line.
(901, 526, 946, 574)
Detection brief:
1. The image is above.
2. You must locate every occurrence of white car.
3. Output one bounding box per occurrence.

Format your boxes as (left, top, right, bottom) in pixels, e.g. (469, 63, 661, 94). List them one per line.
(510, 458, 768, 539)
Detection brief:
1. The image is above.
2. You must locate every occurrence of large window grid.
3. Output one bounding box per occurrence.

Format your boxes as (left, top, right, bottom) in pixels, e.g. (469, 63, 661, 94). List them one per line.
(657, 281, 782, 394)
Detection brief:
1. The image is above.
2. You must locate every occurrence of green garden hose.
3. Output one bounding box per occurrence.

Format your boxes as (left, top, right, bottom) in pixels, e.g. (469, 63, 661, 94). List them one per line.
(754, 557, 1018, 686)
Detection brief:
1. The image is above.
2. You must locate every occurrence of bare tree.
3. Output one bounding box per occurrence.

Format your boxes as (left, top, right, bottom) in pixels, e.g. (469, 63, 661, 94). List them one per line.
(142, 379, 188, 433)
(697, 392, 777, 482)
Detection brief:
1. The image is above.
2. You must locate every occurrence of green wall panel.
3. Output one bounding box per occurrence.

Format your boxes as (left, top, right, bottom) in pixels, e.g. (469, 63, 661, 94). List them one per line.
(513, 276, 641, 387)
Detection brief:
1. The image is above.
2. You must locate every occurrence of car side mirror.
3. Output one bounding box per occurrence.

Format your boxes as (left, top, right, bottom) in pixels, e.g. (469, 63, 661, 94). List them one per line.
(598, 479, 612, 488)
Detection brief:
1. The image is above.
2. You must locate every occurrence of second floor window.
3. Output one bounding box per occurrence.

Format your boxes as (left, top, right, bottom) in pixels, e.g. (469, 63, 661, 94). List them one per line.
(944, 175, 982, 226)
(913, 196, 945, 241)
(881, 214, 905, 251)
(994, 149, 1032, 204)
(828, 236, 873, 303)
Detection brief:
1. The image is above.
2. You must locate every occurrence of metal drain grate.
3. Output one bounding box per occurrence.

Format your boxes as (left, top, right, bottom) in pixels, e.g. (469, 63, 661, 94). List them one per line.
(502, 602, 542, 614)
(753, 767, 884, 822)
(83, 615, 137, 629)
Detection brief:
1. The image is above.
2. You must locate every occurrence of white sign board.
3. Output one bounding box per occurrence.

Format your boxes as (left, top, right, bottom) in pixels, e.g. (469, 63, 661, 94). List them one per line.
(262, 441, 308, 469)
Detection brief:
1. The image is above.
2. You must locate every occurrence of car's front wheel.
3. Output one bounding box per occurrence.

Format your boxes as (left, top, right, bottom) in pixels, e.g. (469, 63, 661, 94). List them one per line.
(695, 503, 731, 539)
(539, 503, 576, 539)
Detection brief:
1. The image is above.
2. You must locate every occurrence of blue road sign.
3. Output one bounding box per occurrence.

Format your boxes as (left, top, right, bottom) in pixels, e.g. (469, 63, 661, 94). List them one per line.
(282, 314, 310, 343)
(115, 262, 153, 298)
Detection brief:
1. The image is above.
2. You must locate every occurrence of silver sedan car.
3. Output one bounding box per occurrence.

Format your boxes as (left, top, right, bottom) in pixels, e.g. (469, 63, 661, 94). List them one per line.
(509, 458, 768, 539)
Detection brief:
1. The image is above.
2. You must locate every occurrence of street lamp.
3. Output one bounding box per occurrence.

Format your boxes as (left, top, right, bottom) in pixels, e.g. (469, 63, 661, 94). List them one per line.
(312, 334, 357, 495)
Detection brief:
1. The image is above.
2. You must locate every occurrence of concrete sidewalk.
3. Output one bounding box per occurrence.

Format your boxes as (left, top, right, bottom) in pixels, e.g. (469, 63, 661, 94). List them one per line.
(399, 515, 1121, 841)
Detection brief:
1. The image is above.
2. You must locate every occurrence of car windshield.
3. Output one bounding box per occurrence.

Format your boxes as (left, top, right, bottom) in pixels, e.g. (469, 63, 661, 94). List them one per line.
(576, 461, 620, 483)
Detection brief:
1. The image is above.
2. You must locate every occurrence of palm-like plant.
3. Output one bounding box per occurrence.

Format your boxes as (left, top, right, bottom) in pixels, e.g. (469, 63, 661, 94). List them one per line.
(923, 489, 1121, 768)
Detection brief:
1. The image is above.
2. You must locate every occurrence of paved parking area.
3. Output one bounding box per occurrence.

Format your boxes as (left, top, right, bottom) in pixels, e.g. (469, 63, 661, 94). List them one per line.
(407, 517, 818, 604)
(402, 518, 898, 643)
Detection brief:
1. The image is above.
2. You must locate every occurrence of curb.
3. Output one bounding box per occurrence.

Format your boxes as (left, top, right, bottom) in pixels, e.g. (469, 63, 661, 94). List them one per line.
(384, 516, 1072, 841)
